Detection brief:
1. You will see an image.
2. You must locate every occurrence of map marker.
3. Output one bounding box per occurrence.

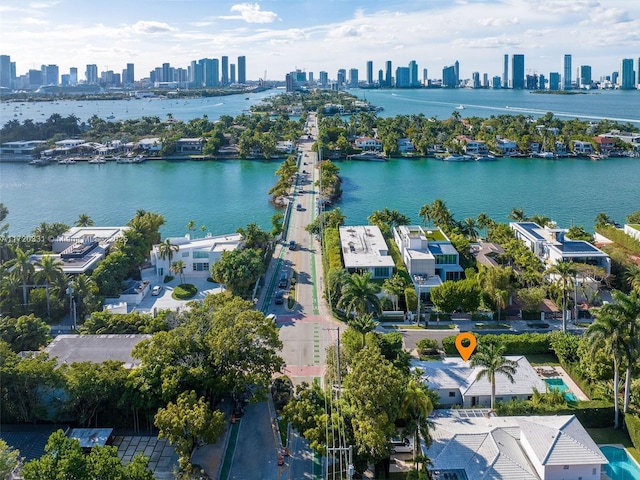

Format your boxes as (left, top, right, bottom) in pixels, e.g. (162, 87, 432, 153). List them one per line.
(455, 332, 477, 361)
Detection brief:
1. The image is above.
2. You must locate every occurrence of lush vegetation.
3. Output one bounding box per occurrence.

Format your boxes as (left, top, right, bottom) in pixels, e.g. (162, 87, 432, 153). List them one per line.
(172, 283, 198, 300)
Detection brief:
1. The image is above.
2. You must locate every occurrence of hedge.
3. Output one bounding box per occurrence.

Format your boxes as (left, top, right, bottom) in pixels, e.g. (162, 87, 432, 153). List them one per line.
(172, 284, 197, 300)
(496, 399, 614, 428)
(625, 412, 640, 451)
(323, 227, 342, 272)
(596, 225, 640, 255)
(442, 332, 551, 356)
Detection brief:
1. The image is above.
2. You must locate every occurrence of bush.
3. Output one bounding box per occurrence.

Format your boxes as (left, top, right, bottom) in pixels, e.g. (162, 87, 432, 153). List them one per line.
(172, 284, 197, 300)
(495, 398, 614, 428)
(625, 412, 640, 451)
(596, 225, 640, 256)
(163, 275, 174, 283)
(416, 338, 440, 357)
(442, 332, 551, 356)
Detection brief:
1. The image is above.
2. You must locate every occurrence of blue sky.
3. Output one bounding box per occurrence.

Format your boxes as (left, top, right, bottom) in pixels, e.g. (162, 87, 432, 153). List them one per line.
(1, 0, 639, 82)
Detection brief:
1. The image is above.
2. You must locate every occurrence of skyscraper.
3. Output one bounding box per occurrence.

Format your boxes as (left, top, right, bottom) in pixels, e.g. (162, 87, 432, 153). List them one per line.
(86, 64, 98, 84)
(549, 72, 560, 91)
(454, 60, 460, 87)
(409, 60, 418, 87)
(162, 63, 171, 83)
(366, 60, 373, 85)
(69, 67, 78, 85)
(337, 69, 346, 86)
(472, 72, 480, 89)
(319, 71, 328, 88)
(423, 68, 428, 86)
(43, 64, 59, 85)
(563, 54, 572, 90)
(619, 58, 635, 89)
(502, 54, 508, 89)
(349, 68, 358, 88)
(126, 63, 135, 85)
(221, 56, 229, 86)
(511, 54, 524, 89)
(442, 65, 456, 88)
(0, 55, 11, 89)
(230, 64, 236, 84)
(579, 65, 592, 88)
(200, 58, 219, 87)
(395, 67, 410, 88)
(385, 61, 392, 87)
(237, 56, 246, 84)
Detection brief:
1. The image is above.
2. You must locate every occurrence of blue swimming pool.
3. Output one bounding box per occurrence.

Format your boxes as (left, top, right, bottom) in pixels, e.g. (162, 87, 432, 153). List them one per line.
(600, 445, 640, 480)
(544, 378, 578, 402)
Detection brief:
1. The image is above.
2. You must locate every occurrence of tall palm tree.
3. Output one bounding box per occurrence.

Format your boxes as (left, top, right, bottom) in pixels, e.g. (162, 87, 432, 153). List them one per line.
(549, 261, 577, 333)
(400, 376, 434, 472)
(507, 207, 527, 222)
(470, 341, 518, 410)
(530, 214, 552, 227)
(170, 260, 186, 284)
(348, 313, 379, 348)
(493, 289, 508, 324)
(9, 247, 35, 312)
(337, 272, 381, 318)
(429, 199, 453, 229)
(35, 255, 64, 319)
(476, 212, 494, 240)
(157, 238, 179, 264)
(625, 264, 640, 295)
(71, 274, 97, 323)
(586, 309, 624, 428)
(186, 220, 196, 233)
(418, 204, 432, 227)
(594, 212, 614, 228)
(461, 217, 478, 241)
(74, 213, 95, 227)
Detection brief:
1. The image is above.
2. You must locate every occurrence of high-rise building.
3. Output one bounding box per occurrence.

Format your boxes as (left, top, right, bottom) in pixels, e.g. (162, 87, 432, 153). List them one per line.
(221, 56, 229, 86)
(409, 60, 418, 87)
(502, 54, 509, 89)
(308, 72, 314, 84)
(612, 71, 619, 85)
(366, 60, 373, 85)
(0, 54, 11, 89)
(549, 72, 560, 91)
(539, 74, 546, 90)
(483, 73, 489, 88)
(637, 57, 640, 86)
(348, 68, 358, 88)
(200, 58, 218, 87)
(28, 69, 42, 89)
(378, 69, 384, 86)
(423, 68, 428, 85)
(492, 76, 501, 89)
(43, 64, 59, 85)
(563, 54, 572, 90)
(85, 64, 98, 84)
(126, 63, 135, 85)
(385, 61, 392, 87)
(319, 71, 328, 88)
(619, 58, 635, 89)
(525, 74, 538, 90)
(395, 67, 410, 88)
(230, 64, 236, 84)
(454, 60, 460, 86)
(472, 72, 480, 89)
(69, 67, 78, 85)
(442, 65, 457, 87)
(285, 73, 294, 92)
(61, 74, 70, 86)
(579, 65, 592, 88)
(337, 69, 346, 86)
(511, 54, 524, 89)
(237, 56, 246, 84)
(162, 63, 171, 83)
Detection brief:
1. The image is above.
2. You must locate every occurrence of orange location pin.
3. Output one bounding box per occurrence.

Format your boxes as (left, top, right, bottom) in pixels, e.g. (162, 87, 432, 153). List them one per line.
(455, 332, 477, 361)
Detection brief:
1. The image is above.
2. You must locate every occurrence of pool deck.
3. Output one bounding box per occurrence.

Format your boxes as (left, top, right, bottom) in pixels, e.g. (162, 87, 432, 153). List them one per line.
(535, 365, 590, 401)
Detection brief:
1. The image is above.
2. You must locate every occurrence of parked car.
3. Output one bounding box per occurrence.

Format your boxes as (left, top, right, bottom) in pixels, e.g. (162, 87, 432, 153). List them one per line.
(151, 285, 163, 296)
(296, 203, 303, 211)
(278, 273, 288, 288)
(289, 240, 296, 250)
(390, 436, 413, 454)
(274, 291, 284, 305)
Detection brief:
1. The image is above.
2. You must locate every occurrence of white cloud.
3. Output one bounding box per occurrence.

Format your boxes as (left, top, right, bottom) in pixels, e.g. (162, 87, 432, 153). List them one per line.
(221, 3, 279, 24)
(129, 20, 176, 34)
(28, 1, 59, 8)
(478, 17, 520, 27)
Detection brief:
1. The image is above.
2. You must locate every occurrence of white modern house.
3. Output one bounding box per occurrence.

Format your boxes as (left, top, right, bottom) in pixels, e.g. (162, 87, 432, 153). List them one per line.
(138, 137, 162, 153)
(397, 138, 416, 154)
(339, 226, 395, 279)
(0, 140, 47, 161)
(424, 410, 607, 480)
(412, 356, 547, 408)
(151, 233, 243, 278)
(495, 137, 518, 154)
(510, 222, 611, 274)
(353, 137, 383, 151)
(393, 225, 463, 298)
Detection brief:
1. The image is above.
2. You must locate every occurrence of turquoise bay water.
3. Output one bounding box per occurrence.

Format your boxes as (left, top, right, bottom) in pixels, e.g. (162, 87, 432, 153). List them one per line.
(600, 446, 640, 480)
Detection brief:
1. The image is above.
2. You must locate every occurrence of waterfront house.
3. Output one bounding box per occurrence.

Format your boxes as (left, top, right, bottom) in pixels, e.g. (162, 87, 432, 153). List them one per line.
(495, 137, 518, 154)
(554, 141, 567, 154)
(528, 142, 541, 153)
(593, 136, 615, 153)
(338, 226, 395, 279)
(138, 137, 162, 153)
(0, 140, 47, 161)
(423, 410, 607, 480)
(397, 138, 416, 154)
(393, 225, 463, 299)
(276, 140, 295, 154)
(462, 139, 489, 155)
(151, 233, 243, 278)
(175, 138, 204, 154)
(571, 140, 594, 154)
(353, 136, 383, 151)
(600, 130, 640, 152)
(412, 356, 546, 407)
(510, 222, 611, 274)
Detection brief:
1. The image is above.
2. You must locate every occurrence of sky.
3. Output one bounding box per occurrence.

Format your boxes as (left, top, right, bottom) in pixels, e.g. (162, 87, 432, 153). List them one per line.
(1, 0, 639, 82)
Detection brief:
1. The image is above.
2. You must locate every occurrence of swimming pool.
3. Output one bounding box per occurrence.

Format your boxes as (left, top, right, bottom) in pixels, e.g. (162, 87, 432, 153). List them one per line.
(600, 445, 640, 480)
(544, 378, 578, 402)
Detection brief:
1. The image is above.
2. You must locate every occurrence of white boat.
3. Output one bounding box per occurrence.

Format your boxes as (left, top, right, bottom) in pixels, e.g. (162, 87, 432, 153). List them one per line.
(457, 105, 465, 110)
(132, 155, 146, 163)
(88, 158, 106, 164)
(29, 158, 50, 166)
(474, 155, 496, 162)
(58, 158, 76, 164)
(347, 151, 386, 161)
(536, 151, 556, 159)
(443, 154, 473, 162)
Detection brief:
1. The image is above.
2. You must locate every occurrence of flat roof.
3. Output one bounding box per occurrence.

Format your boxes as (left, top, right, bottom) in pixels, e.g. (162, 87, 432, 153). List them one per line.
(339, 226, 395, 270)
(68, 428, 113, 449)
(511, 222, 546, 241)
(45, 334, 151, 369)
(555, 240, 602, 254)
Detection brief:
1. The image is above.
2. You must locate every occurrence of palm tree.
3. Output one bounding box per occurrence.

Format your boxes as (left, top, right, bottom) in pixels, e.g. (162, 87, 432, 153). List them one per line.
(461, 217, 478, 241)
(549, 261, 577, 333)
(186, 220, 196, 233)
(337, 272, 381, 318)
(470, 341, 518, 410)
(594, 212, 614, 228)
(157, 238, 179, 264)
(625, 264, 640, 295)
(418, 204, 432, 227)
(400, 376, 434, 472)
(507, 207, 527, 222)
(9, 247, 35, 312)
(170, 260, 186, 284)
(71, 274, 97, 323)
(493, 289, 508, 324)
(586, 309, 624, 428)
(429, 199, 453, 228)
(35, 255, 64, 319)
(530, 214, 552, 227)
(348, 313, 378, 348)
(74, 213, 95, 227)
(476, 212, 494, 240)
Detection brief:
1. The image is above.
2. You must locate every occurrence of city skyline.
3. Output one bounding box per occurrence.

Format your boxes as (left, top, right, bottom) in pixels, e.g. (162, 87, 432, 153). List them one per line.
(1, 0, 639, 82)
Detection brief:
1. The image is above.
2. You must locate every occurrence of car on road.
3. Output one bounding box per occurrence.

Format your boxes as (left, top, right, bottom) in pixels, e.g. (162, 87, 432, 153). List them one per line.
(296, 203, 303, 211)
(278, 273, 288, 288)
(274, 291, 284, 305)
(151, 285, 163, 296)
(289, 240, 296, 250)
(390, 436, 413, 453)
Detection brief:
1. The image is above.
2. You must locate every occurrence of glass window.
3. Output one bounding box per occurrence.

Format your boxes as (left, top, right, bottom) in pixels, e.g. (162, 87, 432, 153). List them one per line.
(193, 251, 209, 259)
(374, 267, 389, 278)
(182, 251, 189, 257)
(449, 391, 456, 397)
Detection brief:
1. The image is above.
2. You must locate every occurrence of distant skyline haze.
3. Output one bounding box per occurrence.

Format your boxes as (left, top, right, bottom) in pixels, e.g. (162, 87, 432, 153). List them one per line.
(1, 0, 639, 81)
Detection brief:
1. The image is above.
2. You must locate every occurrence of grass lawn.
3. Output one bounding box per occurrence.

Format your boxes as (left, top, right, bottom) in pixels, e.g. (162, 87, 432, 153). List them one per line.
(526, 353, 561, 366)
(475, 322, 510, 329)
(587, 427, 640, 464)
(424, 324, 457, 330)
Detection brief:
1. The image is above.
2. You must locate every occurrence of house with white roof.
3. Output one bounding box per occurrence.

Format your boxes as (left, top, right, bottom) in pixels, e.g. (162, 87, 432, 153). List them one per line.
(510, 222, 611, 274)
(424, 410, 607, 480)
(495, 137, 518, 154)
(571, 140, 594, 154)
(397, 138, 416, 154)
(412, 356, 547, 408)
(138, 137, 162, 153)
(393, 226, 463, 298)
(339, 226, 395, 279)
(275, 140, 295, 154)
(151, 233, 243, 278)
(353, 137, 383, 151)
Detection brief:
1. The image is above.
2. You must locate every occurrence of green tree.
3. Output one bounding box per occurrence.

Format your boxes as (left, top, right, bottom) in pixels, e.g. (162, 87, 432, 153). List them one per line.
(626, 210, 640, 224)
(517, 287, 546, 312)
(625, 264, 640, 295)
(236, 222, 272, 252)
(186, 219, 196, 233)
(349, 313, 379, 349)
(507, 207, 527, 222)
(157, 238, 179, 264)
(0, 314, 50, 352)
(368, 208, 411, 233)
(400, 374, 434, 471)
(210, 248, 265, 297)
(470, 341, 518, 410)
(271, 212, 284, 237)
(282, 382, 331, 454)
(9, 247, 35, 312)
(594, 212, 615, 228)
(154, 391, 226, 472)
(170, 260, 186, 284)
(0, 438, 19, 479)
(549, 261, 577, 332)
(35, 255, 64, 319)
(476, 212, 494, 239)
(74, 213, 95, 227)
(429, 281, 461, 314)
(305, 208, 346, 236)
(71, 273, 99, 322)
(382, 273, 409, 311)
(566, 225, 593, 242)
(0, 203, 8, 236)
(338, 272, 381, 317)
